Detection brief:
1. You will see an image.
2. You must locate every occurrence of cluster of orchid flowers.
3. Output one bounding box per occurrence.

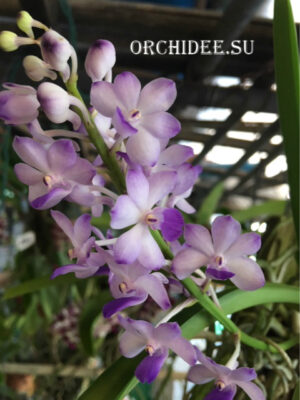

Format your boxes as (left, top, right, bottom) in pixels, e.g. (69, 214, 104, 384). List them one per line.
(0, 12, 266, 399)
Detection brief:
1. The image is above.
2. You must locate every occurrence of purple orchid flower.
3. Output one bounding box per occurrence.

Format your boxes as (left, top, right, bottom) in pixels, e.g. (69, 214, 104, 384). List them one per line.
(51, 247, 108, 279)
(13, 136, 96, 209)
(0, 83, 39, 125)
(102, 252, 171, 318)
(51, 210, 95, 264)
(188, 350, 265, 400)
(118, 316, 197, 384)
(91, 71, 180, 166)
(172, 216, 265, 291)
(85, 39, 116, 82)
(110, 168, 184, 270)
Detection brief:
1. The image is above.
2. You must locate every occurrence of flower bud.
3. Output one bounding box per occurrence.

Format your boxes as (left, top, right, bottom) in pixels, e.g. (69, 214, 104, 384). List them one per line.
(85, 39, 116, 82)
(40, 30, 72, 81)
(0, 83, 40, 125)
(23, 55, 57, 81)
(17, 11, 34, 38)
(17, 11, 48, 39)
(37, 82, 81, 129)
(0, 30, 36, 52)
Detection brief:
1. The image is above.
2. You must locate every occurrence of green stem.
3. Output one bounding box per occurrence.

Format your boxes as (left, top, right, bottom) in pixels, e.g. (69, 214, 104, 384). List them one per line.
(65, 79, 125, 193)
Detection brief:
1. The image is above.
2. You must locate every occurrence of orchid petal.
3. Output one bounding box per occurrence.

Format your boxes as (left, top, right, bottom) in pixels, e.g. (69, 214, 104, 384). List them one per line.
(236, 381, 265, 400)
(160, 208, 184, 242)
(50, 210, 74, 240)
(126, 128, 161, 167)
(64, 158, 95, 184)
(114, 71, 141, 110)
(135, 275, 171, 310)
(135, 349, 168, 384)
(226, 233, 261, 258)
(114, 224, 144, 264)
(112, 107, 138, 138)
(141, 111, 180, 139)
(211, 216, 241, 254)
(103, 295, 147, 318)
(184, 224, 214, 256)
(91, 81, 118, 117)
(126, 168, 149, 209)
(14, 163, 43, 185)
(206, 267, 235, 280)
(147, 171, 176, 208)
(74, 214, 92, 245)
(228, 257, 265, 291)
(119, 331, 146, 358)
(172, 248, 209, 280)
(31, 187, 71, 209)
(230, 367, 257, 382)
(110, 195, 140, 229)
(47, 139, 77, 173)
(51, 264, 99, 279)
(138, 78, 176, 114)
(204, 386, 236, 400)
(159, 144, 193, 167)
(188, 365, 215, 384)
(137, 227, 165, 270)
(13, 136, 48, 171)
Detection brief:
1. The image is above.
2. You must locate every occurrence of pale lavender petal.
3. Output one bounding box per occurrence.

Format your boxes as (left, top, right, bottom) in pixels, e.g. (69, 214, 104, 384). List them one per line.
(175, 198, 196, 214)
(206, 267, 235, 280)
(236, 381, 265, 400)
(135, 275, 171, 309)
(118, 315, 154, 339)
(103, 295, 147, 318)
(90, 81, 118, 117)
(187, 365, 215, 384)
(135, 349, 168, 383)
(112, 107, 138, 138)
(204, 386, 236, 400)
(13, 136, 48, 171)
(228, 257, 265, 291)
(110, 195, 140, 229)
(184, 224, 214, 256)
(159, 144, 193, 167)
(137, 227, 165, 270)
(64, 158, 95, 184)
(126, 169, 149, 210)
(14, 163, 43, 185)
(74, 214, 92, 244)
(172, 248, 209, 280)
(230, 367, 257, 382)
(138, 78, 176, 114)
(47, 139, 77, 173)
(226, 233, 261, 258)
(50, 210, 74, 240)
(141, 112, 180, 138)
(31, 187, 71, 209)
(67, 185, 95, 206)
(119, 331, 146, 358)
(169, 336, 197, 365)
(147, 171, 176, 208)
(160, 208, 184, 242)
(126, 128, 161, 167)
(28, 182, 48, 202)
(113, 71, 141, 110)
(211, 216, 241, 254)
(114, 224, 144, 264)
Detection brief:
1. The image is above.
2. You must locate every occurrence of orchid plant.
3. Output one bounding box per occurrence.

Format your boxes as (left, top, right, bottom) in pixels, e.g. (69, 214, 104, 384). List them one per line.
(1, 10, 295, 400)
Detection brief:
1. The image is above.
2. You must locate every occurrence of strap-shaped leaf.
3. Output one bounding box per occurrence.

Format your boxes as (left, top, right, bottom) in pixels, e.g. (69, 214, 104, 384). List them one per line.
(273, 0, 300, 235)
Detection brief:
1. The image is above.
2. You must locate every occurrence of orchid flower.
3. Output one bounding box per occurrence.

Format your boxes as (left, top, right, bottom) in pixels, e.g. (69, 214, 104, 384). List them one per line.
(91, 71, 181, 166)
(13, 136, 96, 209)
(188, 349, 265, 400)
(102, 253, 171, 318)
(118, 316, 197, 383)
(110, 168, 184, 269)
(172, 216, 265, 290)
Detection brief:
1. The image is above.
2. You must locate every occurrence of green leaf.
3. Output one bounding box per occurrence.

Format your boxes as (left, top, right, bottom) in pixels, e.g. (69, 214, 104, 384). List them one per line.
(273, 0, 300, 235)
(79, 292, 111, 355)
(196, 182, 224, 225)
(231, 200, 286, 222)
(292, 381, 300, 400)
(78, 283, 299, 399)
(3, 273, 79, 300)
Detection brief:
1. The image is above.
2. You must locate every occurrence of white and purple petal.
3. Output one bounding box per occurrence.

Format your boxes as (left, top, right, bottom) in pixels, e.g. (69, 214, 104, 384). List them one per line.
(110, 195, 140, 229)
(138, 78, 176, 114)
(228, 257, 265, 291)
(211, 216, 241, 254)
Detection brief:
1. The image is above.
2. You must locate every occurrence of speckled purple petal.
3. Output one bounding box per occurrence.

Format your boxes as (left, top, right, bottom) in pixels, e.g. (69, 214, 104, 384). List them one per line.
(206, 267, 235, 280)
(160, 208, 184, 242)
(135, 348, 168, 384)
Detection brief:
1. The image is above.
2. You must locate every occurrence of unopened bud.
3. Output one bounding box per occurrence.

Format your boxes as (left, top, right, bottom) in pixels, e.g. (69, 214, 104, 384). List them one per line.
(85, 39, 116, 82)
(40, 30, 72, 81)
(23, 55, 57, 81)
(0, 30, 36, 52)
(17, 11, 48, 39)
